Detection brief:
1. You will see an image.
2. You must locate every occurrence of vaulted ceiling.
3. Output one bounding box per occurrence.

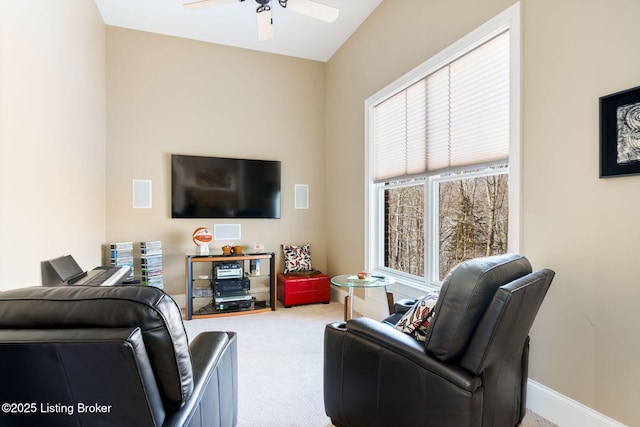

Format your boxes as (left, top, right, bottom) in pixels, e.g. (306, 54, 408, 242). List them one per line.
(94, 0, 382, 62)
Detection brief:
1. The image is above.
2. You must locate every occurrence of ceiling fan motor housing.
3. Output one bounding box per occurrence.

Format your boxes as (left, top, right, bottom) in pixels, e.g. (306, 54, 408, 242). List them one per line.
(255, 0, 288, 8)
(255, 0, 270, 13)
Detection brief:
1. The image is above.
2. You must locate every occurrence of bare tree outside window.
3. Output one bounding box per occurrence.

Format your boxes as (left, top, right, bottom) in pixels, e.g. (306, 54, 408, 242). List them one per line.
(382, 172, 508, 282)
(384, 184, 425, 277)
(438, 173, 509, 280)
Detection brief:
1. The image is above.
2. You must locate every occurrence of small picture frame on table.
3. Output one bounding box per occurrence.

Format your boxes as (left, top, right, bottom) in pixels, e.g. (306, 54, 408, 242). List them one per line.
(600, 85, 640, 178)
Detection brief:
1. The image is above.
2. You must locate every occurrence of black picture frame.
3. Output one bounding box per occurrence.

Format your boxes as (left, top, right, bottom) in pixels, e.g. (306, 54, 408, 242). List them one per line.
(600, 85, 640, 178)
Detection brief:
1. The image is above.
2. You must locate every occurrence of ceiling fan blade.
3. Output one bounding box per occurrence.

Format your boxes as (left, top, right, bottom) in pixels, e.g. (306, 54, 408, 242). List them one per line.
(284, 0, 339, 23)
(257, 8, 273, 41)
(183, 0, 237, 10)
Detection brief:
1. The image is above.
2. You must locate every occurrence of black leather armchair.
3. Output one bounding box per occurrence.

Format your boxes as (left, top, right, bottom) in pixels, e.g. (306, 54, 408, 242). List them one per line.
(324, 254, 554, 427)
(0, 285, 238, 427)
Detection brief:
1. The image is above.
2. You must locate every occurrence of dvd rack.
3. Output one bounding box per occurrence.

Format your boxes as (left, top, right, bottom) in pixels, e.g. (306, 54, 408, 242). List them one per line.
(110, 242, 134, 282)
(140, 241, 163, 289)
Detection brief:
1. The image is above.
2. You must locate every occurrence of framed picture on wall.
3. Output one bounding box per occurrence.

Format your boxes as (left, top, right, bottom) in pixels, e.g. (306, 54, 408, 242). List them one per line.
(600, 85, 640, 177)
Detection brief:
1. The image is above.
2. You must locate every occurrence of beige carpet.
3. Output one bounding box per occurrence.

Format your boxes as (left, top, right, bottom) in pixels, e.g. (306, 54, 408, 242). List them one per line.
(182, 301, 555, 427)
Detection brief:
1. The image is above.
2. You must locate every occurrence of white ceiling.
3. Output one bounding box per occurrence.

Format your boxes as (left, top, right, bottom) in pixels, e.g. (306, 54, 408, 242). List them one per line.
(94, 0, 382, 62)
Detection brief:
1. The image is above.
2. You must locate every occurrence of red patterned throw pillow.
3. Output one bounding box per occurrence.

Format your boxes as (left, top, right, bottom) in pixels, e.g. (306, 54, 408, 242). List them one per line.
(283, 244, 312, 274)
(394, 291, 440, 342)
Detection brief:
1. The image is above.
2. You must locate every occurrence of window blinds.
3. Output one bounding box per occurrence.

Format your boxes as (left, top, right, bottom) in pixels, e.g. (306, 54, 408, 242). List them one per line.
(373, 31, 510, 183)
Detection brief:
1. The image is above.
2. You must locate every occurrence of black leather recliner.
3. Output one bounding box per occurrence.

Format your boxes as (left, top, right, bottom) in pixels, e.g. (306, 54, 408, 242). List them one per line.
(324, 254, 554, 427)
(0, 285, 238, 427)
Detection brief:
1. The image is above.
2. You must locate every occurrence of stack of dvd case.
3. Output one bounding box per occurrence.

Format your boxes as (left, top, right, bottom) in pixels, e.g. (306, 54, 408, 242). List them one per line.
(110, 242, 134, 282)
(140, 241, 163, 289)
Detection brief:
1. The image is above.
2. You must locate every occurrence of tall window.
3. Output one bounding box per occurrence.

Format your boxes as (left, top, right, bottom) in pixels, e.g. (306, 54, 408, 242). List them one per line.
(366, 6, 520, 290)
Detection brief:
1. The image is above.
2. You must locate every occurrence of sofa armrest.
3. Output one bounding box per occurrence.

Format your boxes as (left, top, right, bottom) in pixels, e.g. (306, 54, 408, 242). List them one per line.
(163, 331, 238, 427)
(332, 318, 480, 390)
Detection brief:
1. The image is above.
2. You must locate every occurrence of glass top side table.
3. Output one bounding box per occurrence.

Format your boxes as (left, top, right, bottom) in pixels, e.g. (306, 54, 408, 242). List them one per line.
(330, 274, 396, 321)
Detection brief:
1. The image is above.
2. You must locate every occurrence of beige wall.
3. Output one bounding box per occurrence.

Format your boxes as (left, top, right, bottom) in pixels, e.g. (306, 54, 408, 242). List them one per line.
(105, 27, 327, 296)
(325, 0, 640, 425)
(523, 1, 640, 423)
(0, 0, 106, 289)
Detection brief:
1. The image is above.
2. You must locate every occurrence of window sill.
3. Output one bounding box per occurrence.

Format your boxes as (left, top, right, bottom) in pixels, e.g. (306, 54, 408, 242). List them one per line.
(372, 270, 441, 301)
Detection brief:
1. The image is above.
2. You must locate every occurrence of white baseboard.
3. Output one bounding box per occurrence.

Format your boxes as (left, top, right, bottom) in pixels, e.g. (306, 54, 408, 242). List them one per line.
(527, 380, 627, 427)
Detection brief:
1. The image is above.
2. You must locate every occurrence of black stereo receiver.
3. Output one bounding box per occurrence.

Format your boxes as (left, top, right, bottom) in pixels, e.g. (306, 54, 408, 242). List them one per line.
(214, 278, 250, 296)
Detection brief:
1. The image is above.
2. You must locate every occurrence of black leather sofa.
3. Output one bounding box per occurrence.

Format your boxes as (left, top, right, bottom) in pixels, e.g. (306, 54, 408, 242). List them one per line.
(324, 254, 554, 427)
(0, 285, 238, 427)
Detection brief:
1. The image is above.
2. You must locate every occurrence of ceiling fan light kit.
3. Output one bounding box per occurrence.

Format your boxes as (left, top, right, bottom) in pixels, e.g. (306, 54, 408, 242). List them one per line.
(184, 0, 339, 41)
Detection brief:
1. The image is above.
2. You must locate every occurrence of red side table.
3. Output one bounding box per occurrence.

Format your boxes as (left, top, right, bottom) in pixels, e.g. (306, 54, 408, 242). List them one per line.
(277, 272, 330, 308)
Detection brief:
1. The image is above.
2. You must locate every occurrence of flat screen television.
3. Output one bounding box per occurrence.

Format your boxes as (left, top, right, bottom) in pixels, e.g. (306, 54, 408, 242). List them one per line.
(171, 154, 281, 219)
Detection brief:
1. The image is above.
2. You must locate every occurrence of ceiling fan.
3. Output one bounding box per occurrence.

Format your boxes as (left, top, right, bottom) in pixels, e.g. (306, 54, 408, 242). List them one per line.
(183, 0, 340, 41)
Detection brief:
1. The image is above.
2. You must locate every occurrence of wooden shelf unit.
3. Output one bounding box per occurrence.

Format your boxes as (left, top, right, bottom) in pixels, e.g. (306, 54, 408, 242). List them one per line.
(184, 252, 276, 320)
